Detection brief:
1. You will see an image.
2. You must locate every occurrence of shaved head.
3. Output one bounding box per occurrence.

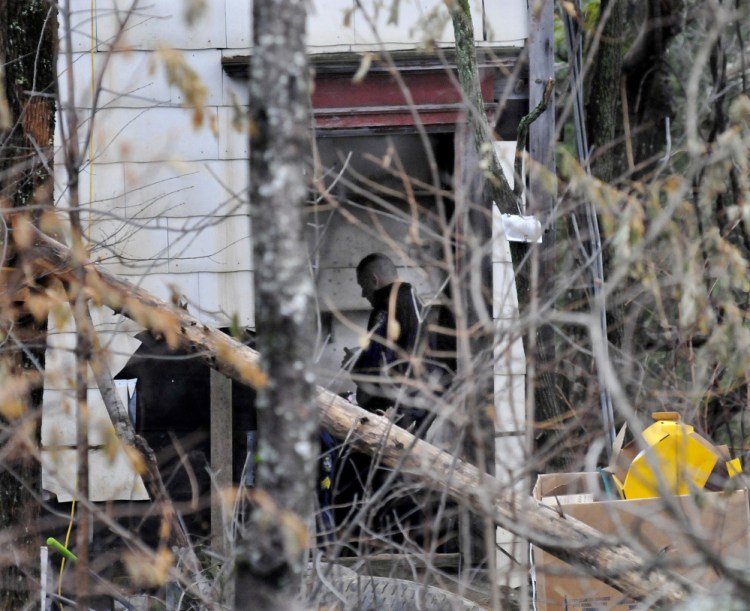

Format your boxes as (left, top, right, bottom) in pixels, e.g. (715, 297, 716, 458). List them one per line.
(356, 253, 398, 279)
(356, 253, 399, 305)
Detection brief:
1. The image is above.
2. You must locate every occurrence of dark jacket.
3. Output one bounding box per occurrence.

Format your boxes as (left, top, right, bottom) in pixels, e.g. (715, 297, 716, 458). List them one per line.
(352, 281, 427, 429)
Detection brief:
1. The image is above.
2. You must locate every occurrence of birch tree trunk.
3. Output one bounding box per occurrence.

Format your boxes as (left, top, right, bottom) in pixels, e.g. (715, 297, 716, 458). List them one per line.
(0, 2, 56, 607)
(235, 0, 317, 608)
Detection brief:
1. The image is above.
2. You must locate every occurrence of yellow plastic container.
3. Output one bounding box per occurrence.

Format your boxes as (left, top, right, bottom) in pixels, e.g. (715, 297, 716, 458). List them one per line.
(619, 412, 742, 500)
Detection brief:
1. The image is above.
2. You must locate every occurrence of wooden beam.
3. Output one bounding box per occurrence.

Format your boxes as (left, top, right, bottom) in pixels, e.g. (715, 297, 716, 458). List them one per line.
(527, 0, 559, 459)
(222, 49, 521, 132)
(210, 369, 233, 554)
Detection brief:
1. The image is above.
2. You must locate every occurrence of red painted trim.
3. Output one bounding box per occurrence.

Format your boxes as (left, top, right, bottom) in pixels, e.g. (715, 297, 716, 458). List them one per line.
(312, 70, 495, 129)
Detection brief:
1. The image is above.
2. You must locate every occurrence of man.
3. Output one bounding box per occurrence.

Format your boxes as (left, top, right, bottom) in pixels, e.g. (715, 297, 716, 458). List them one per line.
(345, 252, 429, 433)
(333, 253, 459, 552)
(332, 254, 424, 549)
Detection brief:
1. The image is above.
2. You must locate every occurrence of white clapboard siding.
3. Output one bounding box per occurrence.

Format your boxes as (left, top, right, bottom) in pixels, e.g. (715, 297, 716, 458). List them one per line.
(42, 307, 149, 502)
(81, 0, 526, 53)
(42, 448, 149, 503)
(483, 0, 529, 47)
(95, 0, 230, 51)
(351, 0, 482, 47)
(492, 141, 529, 589)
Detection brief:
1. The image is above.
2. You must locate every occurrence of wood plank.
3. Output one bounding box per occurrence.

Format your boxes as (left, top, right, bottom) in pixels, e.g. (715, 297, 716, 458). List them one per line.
(222, 49, 519, 131)
(210, 369, 233, 554)
(527, 0, 558, 436)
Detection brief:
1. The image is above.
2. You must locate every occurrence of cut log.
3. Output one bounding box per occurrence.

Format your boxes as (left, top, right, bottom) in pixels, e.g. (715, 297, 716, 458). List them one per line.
(26, 231, 692, 606)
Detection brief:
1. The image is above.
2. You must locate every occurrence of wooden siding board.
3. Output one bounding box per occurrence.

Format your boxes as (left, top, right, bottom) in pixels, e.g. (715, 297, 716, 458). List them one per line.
(308, 0, 356, 47)
(351, 0, 483, 46)
(52, 162, 127, 221)
(170, 50, 226, 107)
(494, 374, 526, 434)
(196, 271, 255, 327)
(226, 0, 254, 49)
(98, 51, 174, 108)
(493, 330, 526, 376)
(122, 160, 248, 220)
(41, 448, 149, 502)
(494, 433, 527, 483)
(493, 261, 520, 320)
(227, 0, 526, 50)
(95, 0, 228, 51)
(89, 107, 221, 163)
(482, 0, 529, 46)
(89, 215, 171, 275)
(311, 70, 495, 129)
(166, 214, 252, 274)
(311, 72, 492, 109)
(218, 106, 249, 159)
(223, 50, 523, 131)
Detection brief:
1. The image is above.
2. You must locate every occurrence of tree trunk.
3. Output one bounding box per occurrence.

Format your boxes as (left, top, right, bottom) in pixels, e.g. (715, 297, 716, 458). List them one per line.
(237, 0, 317, 608)
(25, 231, 694, 607)
(0, 2, 56, 607)
(621, 0, 682, 173)
(586, 0, 625, 185)
(527, 2, 561, 469)
(586, 0, 628, 364)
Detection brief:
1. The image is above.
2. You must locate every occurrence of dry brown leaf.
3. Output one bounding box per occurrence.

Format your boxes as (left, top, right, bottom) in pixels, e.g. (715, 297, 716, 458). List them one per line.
(26, 291, 51, 322)
(247, 489, 312, 560)
(12, 215, 34, 250)
(123, 445, 147, 476)
(39, 209, 63, 236)
(122, 548, 174, 588)
(0, 398, 25, 421)
(101, 426, 121, 463)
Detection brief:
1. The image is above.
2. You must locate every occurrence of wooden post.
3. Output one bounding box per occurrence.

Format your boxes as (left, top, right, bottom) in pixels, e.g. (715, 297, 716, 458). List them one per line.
(528, 0, 558, 459)
(210, 369, 233, 554)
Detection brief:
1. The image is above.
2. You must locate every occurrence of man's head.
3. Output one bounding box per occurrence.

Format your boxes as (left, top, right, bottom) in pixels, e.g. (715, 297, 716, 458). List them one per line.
(356, 253, 399, 305)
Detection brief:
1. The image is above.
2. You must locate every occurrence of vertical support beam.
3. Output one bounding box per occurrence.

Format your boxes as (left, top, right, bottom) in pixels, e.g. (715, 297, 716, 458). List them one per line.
(453, 122, 496, 575)
(525, 3, 557, 609)
(527, 0, 558, 454)
(491, 144, 528, 590)
(210, 369, 233, 553)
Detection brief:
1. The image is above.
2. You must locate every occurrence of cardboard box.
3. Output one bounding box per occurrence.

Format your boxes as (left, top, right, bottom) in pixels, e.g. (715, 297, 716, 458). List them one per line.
(532, 472, 750, 611)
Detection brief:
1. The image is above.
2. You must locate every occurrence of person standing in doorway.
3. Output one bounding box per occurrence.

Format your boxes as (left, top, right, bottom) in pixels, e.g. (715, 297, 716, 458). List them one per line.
(333, 253, 437, 552)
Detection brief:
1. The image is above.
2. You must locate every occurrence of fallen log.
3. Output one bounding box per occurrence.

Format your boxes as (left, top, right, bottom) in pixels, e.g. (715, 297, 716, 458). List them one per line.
(27, 231, 692, 606)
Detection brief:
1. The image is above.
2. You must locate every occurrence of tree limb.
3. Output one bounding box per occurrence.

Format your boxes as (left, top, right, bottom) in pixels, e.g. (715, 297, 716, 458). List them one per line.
(447, 0, 518, 215)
